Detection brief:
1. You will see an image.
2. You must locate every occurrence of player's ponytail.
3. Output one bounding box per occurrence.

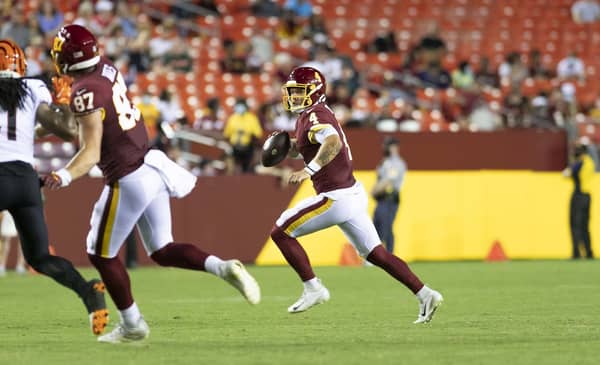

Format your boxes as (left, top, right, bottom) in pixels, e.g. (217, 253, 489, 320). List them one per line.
(0, 78, 29, 113)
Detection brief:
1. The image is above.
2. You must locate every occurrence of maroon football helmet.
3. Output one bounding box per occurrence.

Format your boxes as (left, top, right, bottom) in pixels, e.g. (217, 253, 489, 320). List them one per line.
(51, 24, 100, 74)
(282, 66, 327, 112)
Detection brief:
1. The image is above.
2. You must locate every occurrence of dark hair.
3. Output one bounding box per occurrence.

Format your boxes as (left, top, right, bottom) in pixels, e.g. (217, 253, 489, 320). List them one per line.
(575, 144, 587, 157)
(383, 136, 399, 157)
(0, 78, 29, 112)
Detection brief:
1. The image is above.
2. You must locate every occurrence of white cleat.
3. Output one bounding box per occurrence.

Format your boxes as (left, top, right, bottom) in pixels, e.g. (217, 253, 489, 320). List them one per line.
(414, 290, 443, 324)
(221, 260, 261, 305)
(97, 317, 150, 344)
(288, 282, 330, 313)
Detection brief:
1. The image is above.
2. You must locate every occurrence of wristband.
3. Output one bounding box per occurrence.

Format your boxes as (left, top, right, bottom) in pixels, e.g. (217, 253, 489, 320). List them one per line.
(54, 168, 72, 187)
(304, 160, 322, 176)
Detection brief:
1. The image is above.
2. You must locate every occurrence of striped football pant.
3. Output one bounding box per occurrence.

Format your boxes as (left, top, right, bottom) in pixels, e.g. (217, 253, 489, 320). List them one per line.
(275, 183, 381, 258)
(86, 163, 173, 258)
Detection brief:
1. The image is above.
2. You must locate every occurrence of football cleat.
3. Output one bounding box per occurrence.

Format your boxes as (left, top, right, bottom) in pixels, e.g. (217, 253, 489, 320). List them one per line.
(82, 279, 109, 335)
(221, 260, 261, 305)
(288, 281, 330, 313)
(97, 317, 150, 344)
(414, 289, 443, 324)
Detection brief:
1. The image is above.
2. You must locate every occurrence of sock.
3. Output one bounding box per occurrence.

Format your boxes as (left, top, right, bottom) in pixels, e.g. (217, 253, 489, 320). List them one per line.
(88, 254, 134, 310)
(271, 225, 315, 281)
(303, 277, 321, 290)
(120, 302, 142, 327)
(204, 255, 225, 276)
(416, 285, 432, 301)
(31, 254, 89, 297)
(150, 242, 209, 271)
(366, 245, 424, 294)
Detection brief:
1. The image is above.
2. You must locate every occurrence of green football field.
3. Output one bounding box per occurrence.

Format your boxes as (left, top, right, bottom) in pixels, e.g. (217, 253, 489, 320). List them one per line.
(0, 261, 598, 365)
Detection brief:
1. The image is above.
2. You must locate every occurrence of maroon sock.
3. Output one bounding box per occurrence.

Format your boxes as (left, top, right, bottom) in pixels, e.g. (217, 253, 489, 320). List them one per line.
(271, 225, 315, 281)
(150, 242, 209, 271)
(88, 254, 134, 310)
(366, 245, 424, 294)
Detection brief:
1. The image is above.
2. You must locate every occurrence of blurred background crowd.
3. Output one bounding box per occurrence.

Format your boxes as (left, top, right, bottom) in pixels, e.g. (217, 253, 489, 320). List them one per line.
(3, 0, 600, 175)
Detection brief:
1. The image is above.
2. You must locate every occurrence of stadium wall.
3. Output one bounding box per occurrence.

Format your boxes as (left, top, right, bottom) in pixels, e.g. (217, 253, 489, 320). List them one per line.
(6, 130, 577, 268)
(257, 170, 600, 265)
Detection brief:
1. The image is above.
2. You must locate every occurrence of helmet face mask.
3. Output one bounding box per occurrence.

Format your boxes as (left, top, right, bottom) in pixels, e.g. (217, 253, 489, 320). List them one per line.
(51, 24, 100, 75)
(0, 39, 27, 78)
(282, 66, 326, 113)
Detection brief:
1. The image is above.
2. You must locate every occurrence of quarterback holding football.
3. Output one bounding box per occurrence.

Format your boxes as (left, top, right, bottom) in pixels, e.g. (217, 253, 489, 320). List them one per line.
(269, 66, 443, 323)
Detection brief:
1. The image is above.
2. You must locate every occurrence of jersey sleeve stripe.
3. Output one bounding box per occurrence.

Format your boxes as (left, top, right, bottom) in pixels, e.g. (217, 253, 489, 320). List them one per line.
(307, 124, 330, 144)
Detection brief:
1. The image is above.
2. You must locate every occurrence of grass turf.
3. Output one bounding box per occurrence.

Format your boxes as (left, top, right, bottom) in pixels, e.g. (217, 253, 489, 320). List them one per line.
(0, 260, 598, 365)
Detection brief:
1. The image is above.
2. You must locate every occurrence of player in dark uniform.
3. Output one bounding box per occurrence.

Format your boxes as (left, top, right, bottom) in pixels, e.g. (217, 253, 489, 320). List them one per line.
(270, 66, 443, 323)
(45, 24, 260, 343)
(0, 39, 107, 335)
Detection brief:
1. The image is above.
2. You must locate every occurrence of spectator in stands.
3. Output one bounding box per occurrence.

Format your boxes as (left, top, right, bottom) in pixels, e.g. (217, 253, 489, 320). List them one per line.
(127, 14, 152, 73)
(557, 51, 585, 82)
(0, 6, 30, 49)
(276, 9, 304, 42)
(223, 98, 263, 174)
(304, 13, 329, 44)
(115, 1, 139, 39)
(329, 83, 354, 109)
(149, 17, 178, 60)
(157, 89, 185, 125)
(563, 143, 595, 259)
(528, 49, 552, 79)
(498, 52, 528, 86)
(527, 92, 556, 129)
(284, 0, 313, 17)
(252, 0, 281, 17)
(193, 97, 225, 137)
(416, 63, 451, 89)
(303, 46, 344, 84)
(248, 29, 274, 71)
(418, 23, 446, 69)
(37, 2, 64, 36)
(503, 83, 529, 128)
(137, 91, 162, 145)
(163, 41, 194, 73)
(468, 98, 503, 131)
(104, 25, 129, 64)
(273, 52, 295, 83)
(222, 39, 254, 73)
(475, 56, 499, 88)
(571, 0, 600, 24)
(73, 1, 95, 32)
(366, 31, 398, 53)
(452, 61, 475, 90)
(93, 0, 117, 36)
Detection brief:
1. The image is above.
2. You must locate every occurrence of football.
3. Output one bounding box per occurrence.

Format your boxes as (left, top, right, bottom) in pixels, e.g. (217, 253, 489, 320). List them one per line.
(261, 131, 291, 167)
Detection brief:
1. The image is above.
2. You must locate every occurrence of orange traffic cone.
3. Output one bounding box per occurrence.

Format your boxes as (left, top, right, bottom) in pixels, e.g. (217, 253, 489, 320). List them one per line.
(339, 243, 362, 266)
(486, 240, 508, 262)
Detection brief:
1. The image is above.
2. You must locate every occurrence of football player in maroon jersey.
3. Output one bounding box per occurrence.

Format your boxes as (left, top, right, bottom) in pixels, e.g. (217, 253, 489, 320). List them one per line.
(271, 66, 443, 323)
(44, 25, 261, 343)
